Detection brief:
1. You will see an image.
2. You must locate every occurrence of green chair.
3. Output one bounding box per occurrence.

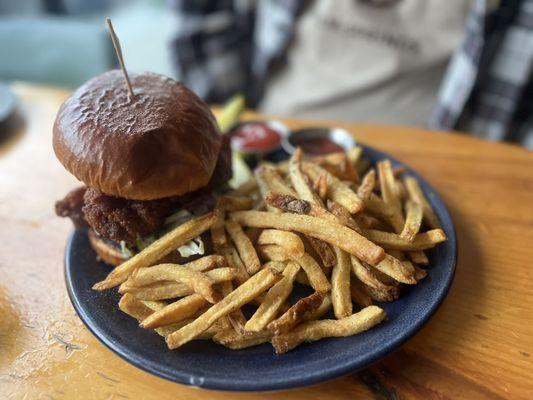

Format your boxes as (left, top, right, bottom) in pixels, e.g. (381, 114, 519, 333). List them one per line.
(0, 16, 116, 87)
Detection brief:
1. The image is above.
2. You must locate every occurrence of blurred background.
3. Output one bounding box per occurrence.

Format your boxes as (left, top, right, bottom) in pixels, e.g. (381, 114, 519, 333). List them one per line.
(0, 0, 531, 147)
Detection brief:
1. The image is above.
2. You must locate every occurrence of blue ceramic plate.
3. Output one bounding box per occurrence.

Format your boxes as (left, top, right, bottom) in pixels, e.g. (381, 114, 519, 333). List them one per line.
(64, 145, 456, 392)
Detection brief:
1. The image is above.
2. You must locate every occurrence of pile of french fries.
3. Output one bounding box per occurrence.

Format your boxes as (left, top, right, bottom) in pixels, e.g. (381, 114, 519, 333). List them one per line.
(93, 146, 446, 354)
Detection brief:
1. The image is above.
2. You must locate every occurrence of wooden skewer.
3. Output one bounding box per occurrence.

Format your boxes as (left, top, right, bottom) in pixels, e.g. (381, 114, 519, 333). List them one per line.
(105, 17, 135, 100)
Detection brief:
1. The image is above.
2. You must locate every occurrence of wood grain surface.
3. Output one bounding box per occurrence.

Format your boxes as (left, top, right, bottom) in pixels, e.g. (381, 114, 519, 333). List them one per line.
(1, 84, 532, 399)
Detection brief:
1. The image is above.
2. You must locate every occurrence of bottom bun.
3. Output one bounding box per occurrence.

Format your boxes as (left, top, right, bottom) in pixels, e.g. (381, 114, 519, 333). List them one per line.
(88, 229, 127, 267)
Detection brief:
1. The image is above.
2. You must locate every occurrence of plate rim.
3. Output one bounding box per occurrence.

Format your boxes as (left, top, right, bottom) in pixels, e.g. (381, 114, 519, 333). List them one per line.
(64, 144, 457, 392)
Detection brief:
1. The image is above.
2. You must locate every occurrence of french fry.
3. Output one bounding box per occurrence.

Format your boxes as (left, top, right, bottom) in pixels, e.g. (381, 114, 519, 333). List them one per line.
(289, 148, 325, 206)
(377, 159, 402, 211)
(213, 328, 272, 349)
(364, 193, 406, 234)
(305, 294, 332, 321)
(294, 252, 331, 292)
(313, 171, 328, 201)
(318, 152, 359, 182)
(306, 237, 336, 269)
(219, 243, 250, 285)
(209, 204, 249, 284)
(354, 213, 388, 230)
(258, 244, 290, 263)
(370, 264, 400, 286)
(141, 294, 207, 329)
(119, 293, 163, 321)
(180, 254, 227, 272)
(219, 195, 254, 211)
(374, 254, 416, 284)
(231, 211, 385, 265)
(220, 281, 248, 334)
(377, 160, 404, 232)
(201, 266, 239, 283)
(257, 229, 305, 259)
(350, 280, 373, 308)
(261, 260, 287, 273)
(166, 268, 281, 349)
(154, 319, 194, 338)
(258, 245, 330, 292)
(141, 300, 167, 311)
(255, 164, 294, 213)
(400, 200, 423, 242)
(151, 315, 230, 339)
(288, 150, 351, 238)
(271, 306, 386, 354)
(396, 179, 407, 201)
(130, 264, 224, 303)
(362, 229, 447, 251)
(267, 291, 326, 335)
(341, 179, 356, 190)
(245, 262, 300, 332)
(364, 194, 396, 219)
(357, 169, 376, 200)
(387, 249, 406, 261)
(409, 250, 429, 266)
(230, 178, 258, 197)
(120, 281, 191, 300)
(278, 302, 291, 316)
(404, 176, 442, 229)
(265, 191, 312, 215)
(244, 227, 262, 244)
(302, 162, 363, 213)
(255, 164, 297, 197)
(326, 200, 361, 232)
(347, 146, 363, 168)
(260, 195, 339, 268)
(226, 219, 261, 274)
(331, 247, 352, 319)
(119, 294, 201, 338)
(350, 255, 395, 293)
(295, 270, 311, 286)
(211, 202, 228, 251)
(93, 211, 217, 290)
(119, 254, 227, 292)
(414, 265, 428, 281)
(123, 267, 236, 300)
(362, 283, 399, 302)
(277, 152, 353, 175)
(280, 152, 358, 182)
(266, 191, 352, 235)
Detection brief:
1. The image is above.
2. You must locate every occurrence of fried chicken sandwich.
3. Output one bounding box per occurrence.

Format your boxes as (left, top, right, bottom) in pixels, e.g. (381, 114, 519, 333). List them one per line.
(54, 70, 231, 265)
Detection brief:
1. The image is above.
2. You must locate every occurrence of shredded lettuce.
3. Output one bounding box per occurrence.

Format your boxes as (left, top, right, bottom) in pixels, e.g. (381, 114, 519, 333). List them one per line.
(177, 237, 205, 258)
(120, 241, 133, 258)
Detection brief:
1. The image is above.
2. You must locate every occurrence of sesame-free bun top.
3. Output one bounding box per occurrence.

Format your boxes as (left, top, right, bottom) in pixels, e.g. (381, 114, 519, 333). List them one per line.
(53, 70, 221, 200)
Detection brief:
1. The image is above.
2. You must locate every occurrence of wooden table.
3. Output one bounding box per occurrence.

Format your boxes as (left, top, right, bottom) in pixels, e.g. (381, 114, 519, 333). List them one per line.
(1, 84, 532, 400)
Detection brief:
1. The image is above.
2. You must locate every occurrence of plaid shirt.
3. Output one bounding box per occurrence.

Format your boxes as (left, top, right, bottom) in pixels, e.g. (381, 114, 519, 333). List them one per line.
(169, 0, 533, 148)
(430, 0, 533, 148)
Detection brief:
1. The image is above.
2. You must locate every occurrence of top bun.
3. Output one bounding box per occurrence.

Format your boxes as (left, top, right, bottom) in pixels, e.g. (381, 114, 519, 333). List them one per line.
(53, 70, 221, 200)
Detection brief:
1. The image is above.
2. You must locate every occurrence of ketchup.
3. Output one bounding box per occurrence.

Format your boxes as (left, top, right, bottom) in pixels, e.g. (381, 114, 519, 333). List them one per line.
(231, 122, 282, 153)
(296, 138, 345, 155)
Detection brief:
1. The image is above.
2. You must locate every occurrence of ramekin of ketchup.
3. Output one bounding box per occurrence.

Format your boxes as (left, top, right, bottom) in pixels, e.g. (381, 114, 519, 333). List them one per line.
(230, 120, 289, 155)
(282, 127, 356, 156)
